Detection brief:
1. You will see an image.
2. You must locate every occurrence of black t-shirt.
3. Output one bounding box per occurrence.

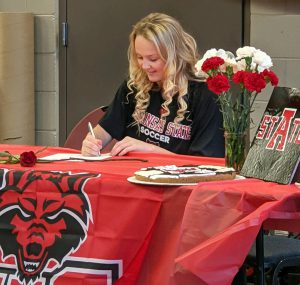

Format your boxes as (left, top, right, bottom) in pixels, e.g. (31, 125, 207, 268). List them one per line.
(100, 80, 225, 157)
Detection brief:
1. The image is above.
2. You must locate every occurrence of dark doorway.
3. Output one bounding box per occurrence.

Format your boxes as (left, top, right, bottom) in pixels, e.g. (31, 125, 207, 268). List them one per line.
(59, 0, 249, 145)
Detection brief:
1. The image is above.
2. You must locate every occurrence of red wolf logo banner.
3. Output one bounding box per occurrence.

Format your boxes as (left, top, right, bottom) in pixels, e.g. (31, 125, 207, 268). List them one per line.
(0, 169, 122, 285)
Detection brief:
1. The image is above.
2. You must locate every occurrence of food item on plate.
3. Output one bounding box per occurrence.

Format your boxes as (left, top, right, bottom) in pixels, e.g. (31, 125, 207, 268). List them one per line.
(134, 165, 236, 183)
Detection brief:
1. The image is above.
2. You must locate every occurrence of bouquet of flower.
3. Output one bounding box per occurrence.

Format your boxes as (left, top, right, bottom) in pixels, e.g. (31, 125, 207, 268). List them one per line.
(195, 46, 279, 170)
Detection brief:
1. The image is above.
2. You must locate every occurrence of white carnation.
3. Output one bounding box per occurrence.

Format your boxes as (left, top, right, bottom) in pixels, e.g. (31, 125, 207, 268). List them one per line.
(202, 48, 218, 58)
(196, 48, 237, 74)
(236, 59, 247, 71)
(215, 49, 227, 58)
(236, 58, 256, 72)
(194, 49, 216, 74)
(195, 49, 219, 76)
(223, 51, 238, 72)
(253, 49, 273, 71)
(195, 58, 208, 77)
(236, 46, 257, 59)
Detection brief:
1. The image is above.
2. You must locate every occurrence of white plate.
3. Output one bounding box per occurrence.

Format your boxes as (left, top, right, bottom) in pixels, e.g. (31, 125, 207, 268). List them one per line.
(127, 175, 245, 186)
(127, 176, 198, 186)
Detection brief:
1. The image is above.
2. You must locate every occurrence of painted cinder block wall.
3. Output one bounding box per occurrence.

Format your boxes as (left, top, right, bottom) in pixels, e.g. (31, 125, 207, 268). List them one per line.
(250, 0, 300, 139)
(0, 0, 299, 145)
(0, 0, 59, 146)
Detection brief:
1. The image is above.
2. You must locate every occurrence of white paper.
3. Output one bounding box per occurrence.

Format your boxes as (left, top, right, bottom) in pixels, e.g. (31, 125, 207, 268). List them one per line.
(41, 153, 111, 161)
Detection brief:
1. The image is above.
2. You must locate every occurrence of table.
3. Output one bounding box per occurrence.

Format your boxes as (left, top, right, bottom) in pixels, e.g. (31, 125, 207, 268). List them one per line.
(0, 144, 220, 285)
(0, 144, 299, 285)
(174, 179, 300, 285)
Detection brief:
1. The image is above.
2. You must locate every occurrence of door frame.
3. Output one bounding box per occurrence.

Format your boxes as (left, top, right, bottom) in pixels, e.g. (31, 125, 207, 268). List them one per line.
(58, 0, 250, 146)
(59, 0, 67, 146)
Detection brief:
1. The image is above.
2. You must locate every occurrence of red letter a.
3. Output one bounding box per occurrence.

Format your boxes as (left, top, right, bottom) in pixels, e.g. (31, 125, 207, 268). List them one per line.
(266, 108, 296, 151)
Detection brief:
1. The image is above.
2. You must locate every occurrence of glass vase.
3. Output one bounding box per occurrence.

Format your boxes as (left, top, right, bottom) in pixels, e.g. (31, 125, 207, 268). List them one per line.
(224, 131, 248, 173)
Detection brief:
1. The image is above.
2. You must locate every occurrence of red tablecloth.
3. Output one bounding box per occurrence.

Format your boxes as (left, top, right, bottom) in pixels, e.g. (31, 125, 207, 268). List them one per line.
(173, 179, 300, 285)
(0, 144, 300, 285)
(0, 144, 221, 285)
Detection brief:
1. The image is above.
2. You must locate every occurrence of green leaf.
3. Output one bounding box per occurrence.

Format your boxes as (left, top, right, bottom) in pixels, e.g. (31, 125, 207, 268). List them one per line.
(0, 151, 11, 157)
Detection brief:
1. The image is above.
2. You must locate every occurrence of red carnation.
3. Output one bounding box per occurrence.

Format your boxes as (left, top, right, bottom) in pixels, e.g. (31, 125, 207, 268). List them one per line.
(243, 72, 266, 93)
(201, 56, 225, 72)
(262, 69, 279, 86)
(20, 151, 37, 167)
(232, 71, 246, 84)
(207, 74, 230, 94)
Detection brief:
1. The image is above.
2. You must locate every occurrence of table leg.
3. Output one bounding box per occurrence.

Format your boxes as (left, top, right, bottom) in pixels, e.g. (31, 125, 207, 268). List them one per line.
(256, 227, 265, 285)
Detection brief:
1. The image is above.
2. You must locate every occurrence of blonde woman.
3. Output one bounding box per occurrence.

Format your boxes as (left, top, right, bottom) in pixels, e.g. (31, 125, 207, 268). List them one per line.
(82, 13, 224, 157)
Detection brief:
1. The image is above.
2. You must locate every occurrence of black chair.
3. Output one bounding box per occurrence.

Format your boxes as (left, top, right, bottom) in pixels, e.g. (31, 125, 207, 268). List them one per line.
(245, 234, 300, 285)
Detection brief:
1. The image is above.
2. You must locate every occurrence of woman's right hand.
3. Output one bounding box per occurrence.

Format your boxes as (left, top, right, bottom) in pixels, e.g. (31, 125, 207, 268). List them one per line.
(81, 133, 102, 156)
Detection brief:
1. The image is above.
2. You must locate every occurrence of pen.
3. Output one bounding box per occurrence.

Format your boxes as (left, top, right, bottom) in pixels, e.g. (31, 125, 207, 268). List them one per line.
(88, 122, 101, 156)
(88, 122, 96, 138)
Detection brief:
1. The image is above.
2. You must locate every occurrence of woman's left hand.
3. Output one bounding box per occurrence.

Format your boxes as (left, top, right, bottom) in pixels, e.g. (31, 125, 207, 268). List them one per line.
(110, 136, 156, 156)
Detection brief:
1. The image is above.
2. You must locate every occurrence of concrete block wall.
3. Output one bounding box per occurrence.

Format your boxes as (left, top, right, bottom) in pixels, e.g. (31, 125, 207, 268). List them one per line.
(250, 0, 300, 140)
(0, 0, 59, 146)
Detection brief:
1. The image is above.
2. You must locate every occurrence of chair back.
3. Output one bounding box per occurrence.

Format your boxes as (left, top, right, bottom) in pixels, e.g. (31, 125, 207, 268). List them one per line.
(64, 107, 116, 153)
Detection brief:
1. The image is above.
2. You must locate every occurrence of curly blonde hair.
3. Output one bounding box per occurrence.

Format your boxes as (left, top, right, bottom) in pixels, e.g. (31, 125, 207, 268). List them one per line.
(128, 13, 199, 125)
